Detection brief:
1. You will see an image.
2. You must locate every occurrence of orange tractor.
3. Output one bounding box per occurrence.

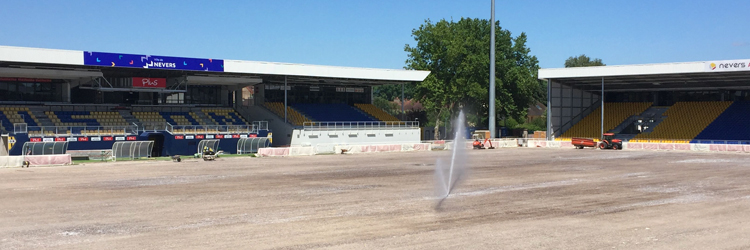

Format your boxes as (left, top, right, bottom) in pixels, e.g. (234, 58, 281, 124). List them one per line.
(572, 133, 622, 150)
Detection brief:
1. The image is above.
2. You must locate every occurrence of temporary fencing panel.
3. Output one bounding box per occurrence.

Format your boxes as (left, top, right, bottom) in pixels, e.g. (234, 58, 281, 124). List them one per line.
(112, 141, 154, 161)
(197, 139, 220, 155)
(0, 135, 7, 156)
(22, 141, 69, 155)
(236, 137, 271, 154)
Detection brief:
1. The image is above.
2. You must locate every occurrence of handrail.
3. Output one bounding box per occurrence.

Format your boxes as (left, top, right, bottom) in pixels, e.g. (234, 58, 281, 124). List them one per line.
(556, 100, 600, 137)
(303, 121, 419, 130)
(24, 125, 137, 136)
(166, 124, 256, 135)
(253, 121, 269, 131)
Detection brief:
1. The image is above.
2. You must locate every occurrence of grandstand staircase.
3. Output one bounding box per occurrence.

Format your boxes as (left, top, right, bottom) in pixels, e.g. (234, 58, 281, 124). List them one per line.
(120, 111, 140, 127)
(29, 109, 55, 127)
(638, 107, 669, 133)
(610, 106, 668, 141)
(191, 108, 216, 125)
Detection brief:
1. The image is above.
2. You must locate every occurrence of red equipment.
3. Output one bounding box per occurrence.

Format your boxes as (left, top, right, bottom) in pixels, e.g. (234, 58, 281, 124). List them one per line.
(472, 139, 495, 149)
(572, 133, 622, 150)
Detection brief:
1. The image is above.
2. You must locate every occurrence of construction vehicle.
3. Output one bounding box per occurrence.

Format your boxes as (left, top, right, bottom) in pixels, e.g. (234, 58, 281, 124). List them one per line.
(202, 146, 217, 161)
(572, 133, 622, 150)
(599, 133, 623, 150)
(471, 130, 495, 149)
(571, 137, 597, 149)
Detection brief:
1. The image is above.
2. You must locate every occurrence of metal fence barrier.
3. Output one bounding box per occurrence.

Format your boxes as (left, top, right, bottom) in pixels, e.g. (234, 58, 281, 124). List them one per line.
(303, 121, 419, 130)
(167, 124, 255, 135)
(253, 121, 269, 131)
(24, 125, 137, 136)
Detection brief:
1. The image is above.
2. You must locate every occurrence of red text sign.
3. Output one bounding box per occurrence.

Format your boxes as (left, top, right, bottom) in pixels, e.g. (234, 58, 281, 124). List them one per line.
(132, 77, 167, 88)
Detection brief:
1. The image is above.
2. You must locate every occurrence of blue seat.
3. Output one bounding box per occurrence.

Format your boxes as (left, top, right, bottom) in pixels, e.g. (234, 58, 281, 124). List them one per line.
(695, 101, 750, 143)
(290, 103, 377, 122)
(54, 111, 100, 126)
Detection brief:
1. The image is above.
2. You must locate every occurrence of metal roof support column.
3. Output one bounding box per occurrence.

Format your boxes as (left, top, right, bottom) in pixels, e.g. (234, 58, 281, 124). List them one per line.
(601, 77, 604, 139)
(401, 83, 405, 120)
(489, 0, 496, 138)
(284, 75, 288, 123)
(547, 79, 551, 141)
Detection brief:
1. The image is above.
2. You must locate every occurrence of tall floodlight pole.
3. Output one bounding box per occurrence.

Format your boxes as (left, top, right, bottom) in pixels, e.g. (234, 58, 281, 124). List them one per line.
(401, 83, 405, 120)
(489, 0, 496, 138)
(284, 76, 288, 123)
(601, 77, 604, 139)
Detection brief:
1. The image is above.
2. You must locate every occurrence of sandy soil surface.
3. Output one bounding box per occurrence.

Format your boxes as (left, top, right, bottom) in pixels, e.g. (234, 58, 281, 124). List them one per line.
(1, 148, 750, 249)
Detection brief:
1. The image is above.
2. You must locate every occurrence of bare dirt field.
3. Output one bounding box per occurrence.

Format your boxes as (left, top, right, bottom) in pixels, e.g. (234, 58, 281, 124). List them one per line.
(2, 148, 750, 249)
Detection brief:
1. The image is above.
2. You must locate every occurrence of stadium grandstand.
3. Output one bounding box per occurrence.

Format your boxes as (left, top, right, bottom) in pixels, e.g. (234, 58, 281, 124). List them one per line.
(0, 46, 429, 156)
(539, 59, 750, 144)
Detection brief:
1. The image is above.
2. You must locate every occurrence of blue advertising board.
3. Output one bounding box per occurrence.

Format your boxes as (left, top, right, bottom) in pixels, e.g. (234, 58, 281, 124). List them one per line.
(83, 51, 224, 72)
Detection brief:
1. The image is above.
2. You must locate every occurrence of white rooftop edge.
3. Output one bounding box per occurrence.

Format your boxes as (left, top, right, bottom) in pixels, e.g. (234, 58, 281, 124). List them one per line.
(539, 59, 750, 80)
(0, 46, 430, 82)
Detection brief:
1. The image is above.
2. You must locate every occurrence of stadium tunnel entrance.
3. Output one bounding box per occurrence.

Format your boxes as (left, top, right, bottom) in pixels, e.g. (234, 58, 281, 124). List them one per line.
(145, 133, 164, 157)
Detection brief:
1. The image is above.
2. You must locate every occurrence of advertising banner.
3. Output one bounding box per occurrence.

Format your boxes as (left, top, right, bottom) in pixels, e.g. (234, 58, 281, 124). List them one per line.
(132, 77, 167, 88)
(706, 59, 750, 72)
(83, 51, 224, 72)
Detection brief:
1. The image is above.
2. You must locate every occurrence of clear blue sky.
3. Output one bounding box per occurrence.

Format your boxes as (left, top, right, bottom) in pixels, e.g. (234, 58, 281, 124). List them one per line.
(1, 0, 749, 69)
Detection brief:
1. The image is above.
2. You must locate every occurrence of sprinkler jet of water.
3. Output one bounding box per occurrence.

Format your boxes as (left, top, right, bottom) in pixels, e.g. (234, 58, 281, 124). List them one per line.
(435, 110, 468, 209)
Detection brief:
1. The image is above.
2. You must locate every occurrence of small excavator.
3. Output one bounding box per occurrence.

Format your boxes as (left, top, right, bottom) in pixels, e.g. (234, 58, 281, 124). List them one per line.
(471, 130, 495, 149)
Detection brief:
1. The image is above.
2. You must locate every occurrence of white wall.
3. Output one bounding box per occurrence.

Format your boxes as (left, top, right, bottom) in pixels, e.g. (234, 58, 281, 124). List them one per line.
(291, 128, 421, 147)
(236, 105, 295, 146)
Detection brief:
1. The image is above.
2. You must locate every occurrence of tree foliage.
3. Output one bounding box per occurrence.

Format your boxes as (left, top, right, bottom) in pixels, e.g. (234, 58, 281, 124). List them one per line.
(372, 84, 414, 101)
(372, 96, 400, 116)
(404, 18, 541, 138)
(564, 54, 605, 67)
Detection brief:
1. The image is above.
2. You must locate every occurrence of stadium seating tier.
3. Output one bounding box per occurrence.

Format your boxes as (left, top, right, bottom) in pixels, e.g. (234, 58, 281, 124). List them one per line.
(558, 102, 652, 140)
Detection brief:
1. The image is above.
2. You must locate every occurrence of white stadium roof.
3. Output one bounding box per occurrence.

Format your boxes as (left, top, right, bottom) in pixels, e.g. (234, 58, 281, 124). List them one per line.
(539, 59, 750, 92)
(0, 46, 430, 83)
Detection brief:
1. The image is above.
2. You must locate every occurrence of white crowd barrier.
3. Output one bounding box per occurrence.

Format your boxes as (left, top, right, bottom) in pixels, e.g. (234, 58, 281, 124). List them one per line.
(289, 146, 315, 156)
(258, 143, 432, 157)
(258, 138, 750, 157)
(530, 140, 750, 154)
(0, 156, 25, 168)
(0, 154, 72, 168)
(257, 148, 290, 157)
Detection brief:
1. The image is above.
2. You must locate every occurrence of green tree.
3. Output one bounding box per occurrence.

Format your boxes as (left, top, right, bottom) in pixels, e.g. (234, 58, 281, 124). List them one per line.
(564, 54, 605, 67)
(404, 18, 541, 139)
(372, 84, 414, 101)
(372, 96, 400, 116)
